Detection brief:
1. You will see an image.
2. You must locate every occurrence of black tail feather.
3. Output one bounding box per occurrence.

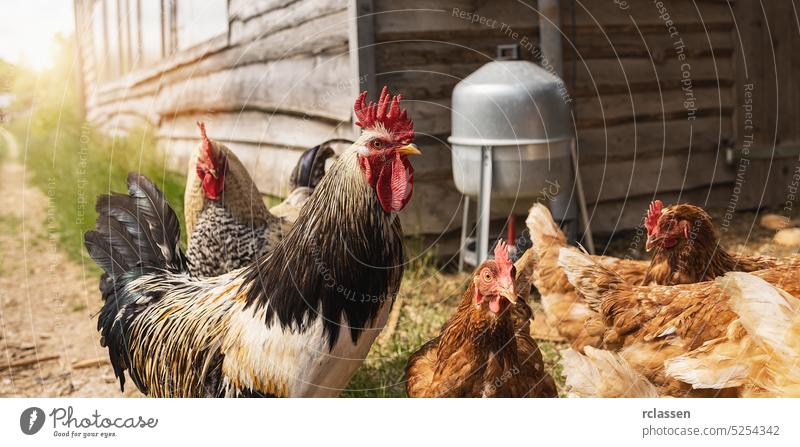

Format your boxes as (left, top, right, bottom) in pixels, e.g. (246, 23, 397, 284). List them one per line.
(84, 173, 186, 393)
(288, 140, 341, 190)
(85, 173, 186, 279)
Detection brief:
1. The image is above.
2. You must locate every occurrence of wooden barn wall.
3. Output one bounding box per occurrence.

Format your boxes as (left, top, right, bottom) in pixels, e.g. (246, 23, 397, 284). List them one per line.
(75, 0, 769, 240)
(78, 0, 357, 197)
(563, 0, 739, 233)
(734, 0, 800, 210)
(372, 0, 542, 236)
(372, 0, 742, 236)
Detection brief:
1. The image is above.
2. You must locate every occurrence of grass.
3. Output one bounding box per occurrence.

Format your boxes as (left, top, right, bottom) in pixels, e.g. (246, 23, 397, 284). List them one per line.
(7, 117, 186, 262)
(2, 33, 187, 263)
(0, 129, 7, 163)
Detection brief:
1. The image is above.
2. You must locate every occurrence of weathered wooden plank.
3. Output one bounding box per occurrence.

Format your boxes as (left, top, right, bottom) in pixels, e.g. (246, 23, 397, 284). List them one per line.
(565, 30, 733, 60)
(577, 115, 733, 162)
(92, 54, 355, 124)
(375, 38, 534, 71)
(569, 0, 733, 29)
(380, 48, 733, 98)
(93, 35, 229, 98)
(580, 150, 735, 204)
(94, 10, 351, 107)
(566, 55, 735, 97)
(94, 112, 154, 135)
(158, 111, 356, 149)
(373, 0, 540, 39)
(228, 0, 295, 22)
(403, 99, 451, 137)
(350, 0, 377, 100)
(588, 181, 752, 235)
(574, 86, 733, 128)
(229, 0, 345, 46)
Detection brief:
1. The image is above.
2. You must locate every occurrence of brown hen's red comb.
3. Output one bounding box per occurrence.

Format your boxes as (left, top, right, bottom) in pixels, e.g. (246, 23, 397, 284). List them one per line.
(494, 239, 514, 279)
(645, 200, 663, 234)
(354, 86, 414, 144)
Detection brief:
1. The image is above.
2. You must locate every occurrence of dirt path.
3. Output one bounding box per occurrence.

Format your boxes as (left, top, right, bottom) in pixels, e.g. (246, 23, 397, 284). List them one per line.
(0, 153, 136, 397)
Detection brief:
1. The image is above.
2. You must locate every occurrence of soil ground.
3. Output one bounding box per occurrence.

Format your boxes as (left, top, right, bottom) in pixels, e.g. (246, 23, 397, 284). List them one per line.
(0, 130, 137, 397)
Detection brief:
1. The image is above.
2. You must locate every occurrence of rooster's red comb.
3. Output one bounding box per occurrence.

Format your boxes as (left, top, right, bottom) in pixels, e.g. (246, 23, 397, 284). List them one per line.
(645, 200, 663, 234)
(354, 86, 414, 144)
(494, 239, 514, 278)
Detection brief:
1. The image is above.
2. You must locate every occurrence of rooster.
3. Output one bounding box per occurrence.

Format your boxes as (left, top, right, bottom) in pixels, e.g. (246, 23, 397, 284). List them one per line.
(557, 248, 800, 396)
(84, 87, 421, 397)
(665, 272, 800, 397)
(185, 123, 337, 277)
(405, 241, 557, 398)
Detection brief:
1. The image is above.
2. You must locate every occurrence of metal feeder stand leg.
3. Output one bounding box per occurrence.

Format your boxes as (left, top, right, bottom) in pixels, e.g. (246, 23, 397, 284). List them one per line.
(458, 196, 470, 272)
(477, 145, 493, 264)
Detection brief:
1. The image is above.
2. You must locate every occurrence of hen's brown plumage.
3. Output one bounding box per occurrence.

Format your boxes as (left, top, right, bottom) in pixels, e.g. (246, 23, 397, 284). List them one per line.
(559, 248, 800, 396)
(643, 203, 780, 285)
(526, 202, 789, 350)
(406, 244, 557, 398)
(665, 273, 800, 397)
(526, 204, 648, 348)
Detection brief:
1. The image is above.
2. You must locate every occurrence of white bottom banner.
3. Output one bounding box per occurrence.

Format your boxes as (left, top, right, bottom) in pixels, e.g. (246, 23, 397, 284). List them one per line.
(1, 398, 798, 446)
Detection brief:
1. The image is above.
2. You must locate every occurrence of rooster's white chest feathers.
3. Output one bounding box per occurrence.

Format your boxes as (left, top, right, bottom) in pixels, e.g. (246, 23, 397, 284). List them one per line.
(222, 299, 393, 397)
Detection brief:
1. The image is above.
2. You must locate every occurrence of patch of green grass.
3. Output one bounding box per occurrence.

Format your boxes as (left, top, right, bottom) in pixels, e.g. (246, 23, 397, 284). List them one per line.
(10, 116, 187, 262)
(0, 214, 21, 234)
(4, 34, 187, 264)
(71, 303, 87, 313)
(0, 129, 7, 163)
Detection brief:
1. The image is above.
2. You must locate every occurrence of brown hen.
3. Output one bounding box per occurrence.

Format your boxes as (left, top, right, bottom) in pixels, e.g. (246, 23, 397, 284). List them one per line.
(405, 241, 557, 398)
(664, 272, 800, 397)
(527, 201, 788, 350)
(559, 248, 800, 396)
(642, 200, 780, 285)
(526, 204, 648, 348)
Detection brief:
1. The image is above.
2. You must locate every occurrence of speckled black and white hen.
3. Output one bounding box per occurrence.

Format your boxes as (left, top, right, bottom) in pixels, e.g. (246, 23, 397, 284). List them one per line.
(184, 123, 337, 277)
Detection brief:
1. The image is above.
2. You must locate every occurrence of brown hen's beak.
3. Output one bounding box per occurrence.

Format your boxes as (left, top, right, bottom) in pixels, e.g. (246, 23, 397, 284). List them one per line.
(499, 287, 518, 304)
(645, 235, 661, 252)
(397, 143, 421, 156)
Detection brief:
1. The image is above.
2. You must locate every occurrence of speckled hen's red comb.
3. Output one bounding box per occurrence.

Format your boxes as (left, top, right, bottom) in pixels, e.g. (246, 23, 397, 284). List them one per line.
(494, 239, 513, 278)
(354, 86, 414, 143)
(645, 200, 663, 234)
(197, 122, 214, 161)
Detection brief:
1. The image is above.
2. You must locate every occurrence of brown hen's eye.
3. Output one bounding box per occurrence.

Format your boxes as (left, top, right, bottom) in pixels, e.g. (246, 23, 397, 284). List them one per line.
(482, 271, 493, 282)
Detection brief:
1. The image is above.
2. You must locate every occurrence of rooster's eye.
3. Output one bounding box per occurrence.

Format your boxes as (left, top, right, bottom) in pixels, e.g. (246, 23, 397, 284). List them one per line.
(371, 139, 383, 149)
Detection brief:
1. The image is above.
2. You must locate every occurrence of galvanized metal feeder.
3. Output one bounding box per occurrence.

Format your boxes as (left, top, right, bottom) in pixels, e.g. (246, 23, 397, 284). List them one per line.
(449, 46, 590, 266)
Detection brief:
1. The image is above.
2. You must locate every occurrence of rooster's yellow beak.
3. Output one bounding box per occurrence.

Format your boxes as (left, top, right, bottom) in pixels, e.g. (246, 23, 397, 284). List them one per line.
(397, 144, 421, 156)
